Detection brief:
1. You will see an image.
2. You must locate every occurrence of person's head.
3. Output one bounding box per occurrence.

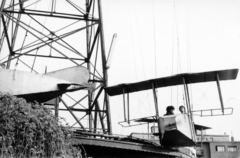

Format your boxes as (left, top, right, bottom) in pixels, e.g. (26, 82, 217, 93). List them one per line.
(0, 64, 5, 69)
(166, 106, 175, 115)
(179, 105, 185, 113)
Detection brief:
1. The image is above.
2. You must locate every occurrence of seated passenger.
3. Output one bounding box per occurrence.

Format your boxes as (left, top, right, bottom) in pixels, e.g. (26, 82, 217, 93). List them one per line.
(179, 105, 186, 114)
(0, 64, 5, 69)
(164, 106, 175, 116)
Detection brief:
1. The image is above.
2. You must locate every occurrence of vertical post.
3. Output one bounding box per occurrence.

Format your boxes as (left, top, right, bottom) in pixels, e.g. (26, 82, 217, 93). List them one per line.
(201, 127, 203, 148)
(96, 101, 106, 132)
(98, 0, 112, 134)
(127, 93, 130, 123)
(152, 82, 162, 144)
(186, 84, 194, 121)
(86, 0, 93, 132)
(182, 77, 190, 112)
(216, 73, 224, 114)
(94, 101, 98, 133)
(122, 88, 127, 121)
(55, 97, 59, 118)
(91, 87, 104, 132)
(148, 122, 149, 140)
(183, 77, 195, 141)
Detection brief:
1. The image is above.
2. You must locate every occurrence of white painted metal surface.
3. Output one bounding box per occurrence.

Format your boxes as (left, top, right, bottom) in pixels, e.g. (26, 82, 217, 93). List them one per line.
(45, 66, 89, 84)
(0, 66, 90, 102)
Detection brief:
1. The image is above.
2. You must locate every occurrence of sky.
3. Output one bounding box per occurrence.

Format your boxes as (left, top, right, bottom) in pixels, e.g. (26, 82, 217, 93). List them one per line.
(1, 0, 240, 141)
(101, 0, 240, 140)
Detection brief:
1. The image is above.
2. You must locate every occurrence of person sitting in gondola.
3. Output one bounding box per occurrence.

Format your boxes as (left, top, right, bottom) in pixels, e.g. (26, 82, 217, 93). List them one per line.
(179, 105, 186, 114)
(0, 64, 5, 69)
(164, 106, 175, 116)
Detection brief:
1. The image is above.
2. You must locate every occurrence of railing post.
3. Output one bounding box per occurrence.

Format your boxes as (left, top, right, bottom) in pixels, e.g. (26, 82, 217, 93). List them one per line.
(122, 88, 127, 122)
(127, 93, 130, 124)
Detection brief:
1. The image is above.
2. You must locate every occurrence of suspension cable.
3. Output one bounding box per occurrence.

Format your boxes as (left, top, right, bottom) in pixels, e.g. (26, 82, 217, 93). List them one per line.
(171, 0, 175, 105)
(185, 0, 193, 110)
(152, 0, 157, 78)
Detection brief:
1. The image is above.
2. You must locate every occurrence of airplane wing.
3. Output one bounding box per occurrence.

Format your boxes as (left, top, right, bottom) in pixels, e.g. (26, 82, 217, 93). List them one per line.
(105, 69, 238, 96)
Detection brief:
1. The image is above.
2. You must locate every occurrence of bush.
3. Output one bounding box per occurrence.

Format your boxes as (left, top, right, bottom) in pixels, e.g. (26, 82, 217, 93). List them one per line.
(0, 93, 82, 158)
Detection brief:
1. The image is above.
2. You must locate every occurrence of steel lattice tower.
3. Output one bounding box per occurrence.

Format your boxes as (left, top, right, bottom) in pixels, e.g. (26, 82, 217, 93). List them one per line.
(0, 0, 112, 134)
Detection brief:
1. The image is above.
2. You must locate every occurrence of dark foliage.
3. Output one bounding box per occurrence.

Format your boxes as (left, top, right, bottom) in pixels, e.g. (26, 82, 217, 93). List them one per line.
(0, 93, 82, 158)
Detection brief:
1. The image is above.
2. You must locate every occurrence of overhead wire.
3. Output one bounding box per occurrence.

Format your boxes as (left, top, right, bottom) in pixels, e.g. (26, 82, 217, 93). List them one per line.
(131, 0, 142, 119)
(173, 0, 181, 108)
(194, 84, 220, 108)
(128, 0, 140, 121)
(173, 0, 186, 111)
(171, 0, 175, 105)
(173, 0, 182, 74)
(132, 0, 149, 133)
(185, 0, 194, 110)
(151, 0, 158, 118)
(153, 0, 157, 79)
(131, 0, 155, 119)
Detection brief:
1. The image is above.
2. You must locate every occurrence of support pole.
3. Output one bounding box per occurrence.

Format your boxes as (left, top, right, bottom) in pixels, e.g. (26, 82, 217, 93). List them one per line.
(186, 84, 193, 120)
(201, 127, 203, 148)
(95, 101, 106, 133)
(127, 93, 130, 123)
(55, 97, 59, 118)
(152, 82, 162, 144)
(98, 0, 112, 134)
(216, 73, 224, 114)
(86, 0, 92, 133)
(182, 77, 190, 112)
(91, 87, 104, 133)
(94, 101, 98, 133)
(122, 88, 127, 122)
(183, 77, 195, 140)
(148, 122, 149, 140)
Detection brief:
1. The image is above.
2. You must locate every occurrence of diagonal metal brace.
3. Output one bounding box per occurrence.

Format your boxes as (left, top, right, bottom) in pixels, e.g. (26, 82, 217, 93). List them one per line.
(216, 73, 224, 114)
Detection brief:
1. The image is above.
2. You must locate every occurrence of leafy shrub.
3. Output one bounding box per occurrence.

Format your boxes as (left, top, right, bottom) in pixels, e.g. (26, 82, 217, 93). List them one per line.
(0, 93, 82, 158)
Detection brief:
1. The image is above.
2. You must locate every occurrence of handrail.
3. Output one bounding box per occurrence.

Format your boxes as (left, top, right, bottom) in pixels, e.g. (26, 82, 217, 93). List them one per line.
(191, 107, 233, 117)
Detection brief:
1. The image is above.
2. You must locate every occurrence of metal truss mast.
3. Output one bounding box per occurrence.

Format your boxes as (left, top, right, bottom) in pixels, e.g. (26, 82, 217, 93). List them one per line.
(0, 0, 112, 134)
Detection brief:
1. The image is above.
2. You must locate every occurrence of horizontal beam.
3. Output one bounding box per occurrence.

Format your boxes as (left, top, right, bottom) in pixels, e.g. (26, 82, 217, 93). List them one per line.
(3, 9, 98, 21)
(47, 108, 106, 112)
(15, 53, 85, 60)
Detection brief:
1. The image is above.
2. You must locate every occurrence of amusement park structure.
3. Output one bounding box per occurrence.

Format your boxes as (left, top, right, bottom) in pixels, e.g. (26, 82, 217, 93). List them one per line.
(0, 1, 239, 158)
